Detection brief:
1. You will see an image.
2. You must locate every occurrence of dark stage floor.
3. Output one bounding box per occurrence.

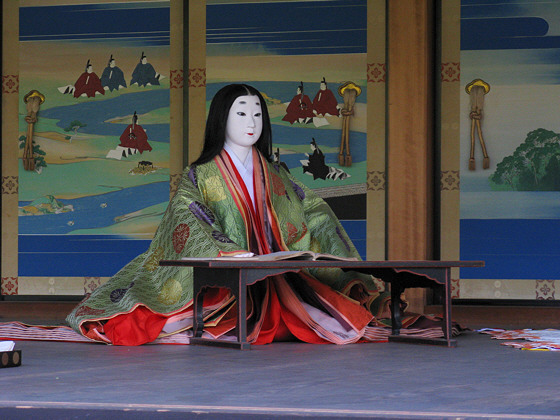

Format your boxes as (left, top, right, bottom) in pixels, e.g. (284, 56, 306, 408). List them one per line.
(1, 332, 559, 420)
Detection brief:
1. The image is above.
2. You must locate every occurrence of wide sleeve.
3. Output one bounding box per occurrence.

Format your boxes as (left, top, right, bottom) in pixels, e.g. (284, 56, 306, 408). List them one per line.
(66, 163, 249, 333)
(154, 164, 249, 258)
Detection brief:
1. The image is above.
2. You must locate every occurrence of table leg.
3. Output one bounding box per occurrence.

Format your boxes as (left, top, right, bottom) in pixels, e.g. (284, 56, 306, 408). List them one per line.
(390, 280, 404, 336)
(192, 267, 206, 338)
(236, 270, 247, 345)
(387, 268, 457, 347)
(442, 267, 453, 342)
(190, 267, 251, 350)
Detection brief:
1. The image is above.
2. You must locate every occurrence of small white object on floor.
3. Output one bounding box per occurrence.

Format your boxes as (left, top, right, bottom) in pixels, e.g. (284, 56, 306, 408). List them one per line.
(0, 340, 15, 352)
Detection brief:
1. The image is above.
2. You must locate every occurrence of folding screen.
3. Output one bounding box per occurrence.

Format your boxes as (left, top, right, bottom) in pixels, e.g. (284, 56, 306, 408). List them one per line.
(2, 0, 179, 297)
(2, 0, 388, 298)
(440, 0, 559, 301)
(205, 0, 387, 260)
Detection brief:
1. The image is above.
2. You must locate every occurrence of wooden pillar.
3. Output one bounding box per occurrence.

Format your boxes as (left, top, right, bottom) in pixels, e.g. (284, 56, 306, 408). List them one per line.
(185, 0, 206, 166)
(366, 0, 387, 260)
(170, 0, 184, 197)
(387, 0, 435, 312)
(439, 0, 461, 275)
(1, 1, 20, 288)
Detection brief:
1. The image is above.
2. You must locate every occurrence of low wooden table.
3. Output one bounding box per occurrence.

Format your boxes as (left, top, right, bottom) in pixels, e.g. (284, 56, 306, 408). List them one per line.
(159, 259, 484, 349)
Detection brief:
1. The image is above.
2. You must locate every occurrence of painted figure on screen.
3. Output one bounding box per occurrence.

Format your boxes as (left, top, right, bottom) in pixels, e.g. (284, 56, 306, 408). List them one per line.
(101, 55, 127, 92)
(73, 60, 105, 98)
(130, 51, 162, 87)
(282, 82, 314, 124)
(312, 77, 339, 117)
(119, 112, 152, 154)
(301, 138, 350, 181)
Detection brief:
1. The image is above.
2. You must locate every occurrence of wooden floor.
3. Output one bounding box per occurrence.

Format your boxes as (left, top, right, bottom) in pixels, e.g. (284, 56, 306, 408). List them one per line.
(1, 301, 560, 419)
(1, 330, 560, 419)
(3, 300, 560, 329)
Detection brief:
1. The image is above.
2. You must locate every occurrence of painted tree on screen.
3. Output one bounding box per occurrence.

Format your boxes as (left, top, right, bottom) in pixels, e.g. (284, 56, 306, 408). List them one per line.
(490, 128, 560, 191)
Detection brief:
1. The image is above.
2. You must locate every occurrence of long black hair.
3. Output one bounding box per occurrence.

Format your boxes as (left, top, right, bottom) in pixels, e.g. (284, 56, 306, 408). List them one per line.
(191, 84, 273, 165)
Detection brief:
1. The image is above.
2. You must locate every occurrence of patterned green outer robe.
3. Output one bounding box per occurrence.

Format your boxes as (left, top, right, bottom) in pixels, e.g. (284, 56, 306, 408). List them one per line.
(67, 152, 388, 342)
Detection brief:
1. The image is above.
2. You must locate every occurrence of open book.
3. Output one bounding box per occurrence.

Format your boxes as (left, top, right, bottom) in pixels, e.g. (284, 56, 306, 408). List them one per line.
(182, 250, 358, 262)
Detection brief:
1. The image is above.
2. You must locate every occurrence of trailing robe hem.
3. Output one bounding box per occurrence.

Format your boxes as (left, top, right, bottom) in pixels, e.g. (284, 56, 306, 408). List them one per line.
(67, 148, 389, 345)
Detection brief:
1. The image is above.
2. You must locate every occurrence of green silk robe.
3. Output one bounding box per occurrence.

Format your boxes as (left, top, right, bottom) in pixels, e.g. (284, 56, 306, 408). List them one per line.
(67, 149, 388, 344)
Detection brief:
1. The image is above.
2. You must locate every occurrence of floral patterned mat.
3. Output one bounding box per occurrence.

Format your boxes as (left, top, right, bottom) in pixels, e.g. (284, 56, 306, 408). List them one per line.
(479, 328, 560, 351)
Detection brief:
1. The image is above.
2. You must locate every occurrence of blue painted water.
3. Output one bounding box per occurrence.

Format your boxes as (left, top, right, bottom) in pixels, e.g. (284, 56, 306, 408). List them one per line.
(461, 174, 493, 192)
(460, 174, 560, 280)
(19, 182, 169, 235)
(461, 219, 560, 279)
(19, 235, 152, 277)
(207, 0, 366, 56)
(23, 216, 560, 279)
(340, 220, 366, 260)
(40, 89, 170, 142)
(18, 219, 365, 277)
(20, 3, 170, 45)
(19, 181, 169, 276)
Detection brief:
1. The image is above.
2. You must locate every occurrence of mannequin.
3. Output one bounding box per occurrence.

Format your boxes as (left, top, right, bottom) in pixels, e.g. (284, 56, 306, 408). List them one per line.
(67, 84, 393, 346)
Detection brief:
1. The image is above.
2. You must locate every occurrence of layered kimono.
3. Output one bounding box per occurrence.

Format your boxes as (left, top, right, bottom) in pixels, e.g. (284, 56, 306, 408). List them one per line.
(67, 148, 389, 345)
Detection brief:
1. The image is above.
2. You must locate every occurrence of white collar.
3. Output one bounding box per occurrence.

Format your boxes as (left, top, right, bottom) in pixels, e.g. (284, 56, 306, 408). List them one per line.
(224, 144, 253, 177)
(224, 144, 254, 206)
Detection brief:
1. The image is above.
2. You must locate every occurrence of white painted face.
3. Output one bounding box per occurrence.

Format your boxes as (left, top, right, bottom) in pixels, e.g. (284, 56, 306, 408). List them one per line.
(225, 95, 263, 157)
